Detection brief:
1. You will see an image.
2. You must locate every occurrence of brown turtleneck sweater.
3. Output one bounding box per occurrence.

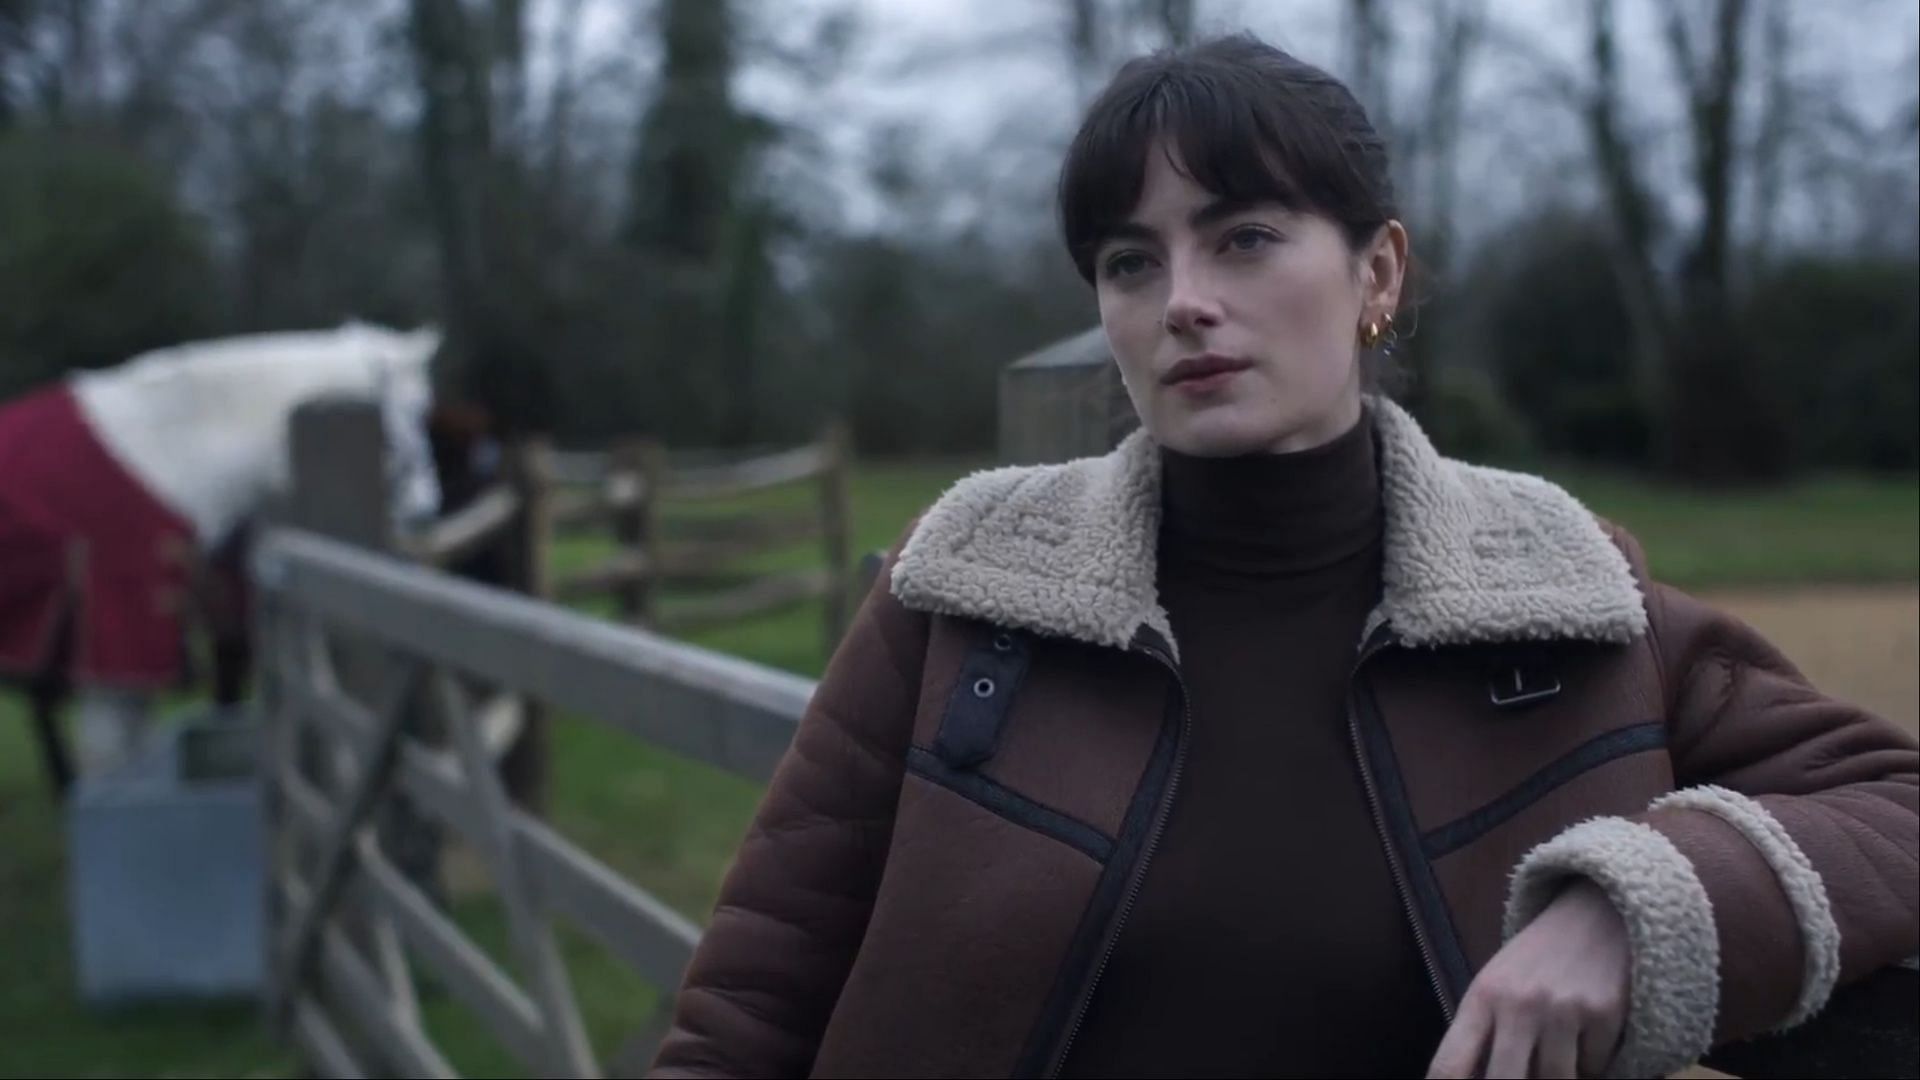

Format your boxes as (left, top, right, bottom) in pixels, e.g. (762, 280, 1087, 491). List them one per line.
(1060, 411, 1448, 1078)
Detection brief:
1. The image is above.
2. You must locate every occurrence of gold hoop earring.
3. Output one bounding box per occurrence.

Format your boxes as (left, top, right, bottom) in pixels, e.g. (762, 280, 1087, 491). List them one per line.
(1359, 319, 1382, 348)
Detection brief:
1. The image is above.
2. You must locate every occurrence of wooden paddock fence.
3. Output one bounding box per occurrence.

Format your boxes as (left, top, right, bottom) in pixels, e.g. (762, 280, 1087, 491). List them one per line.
(255, 526, 813, 1078)
(534, 426, 854, 647)
(400, 425, 855, 650)
(389, 421, 867, 817)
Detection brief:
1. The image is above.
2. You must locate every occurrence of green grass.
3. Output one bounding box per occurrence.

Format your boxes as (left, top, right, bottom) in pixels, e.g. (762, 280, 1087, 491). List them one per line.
(1545, 468, 1919, 588)
(554, 458, 1918, 603)
(0, 459, 976, 1079)
(0, 705, 293, 1079)
(1, 457, 1912, 1077)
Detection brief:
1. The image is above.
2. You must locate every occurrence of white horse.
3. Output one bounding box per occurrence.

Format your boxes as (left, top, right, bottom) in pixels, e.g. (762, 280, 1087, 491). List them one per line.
(0, 321, 444, 792)
(74, 320, 443, 543)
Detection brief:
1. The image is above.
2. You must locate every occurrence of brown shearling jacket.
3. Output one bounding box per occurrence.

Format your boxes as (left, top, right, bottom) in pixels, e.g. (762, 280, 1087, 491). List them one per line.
(652, 399, 1918, 1079)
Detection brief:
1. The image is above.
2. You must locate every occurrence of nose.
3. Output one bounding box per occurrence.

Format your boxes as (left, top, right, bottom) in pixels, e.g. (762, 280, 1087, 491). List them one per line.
(1162, 259, 1223, 335)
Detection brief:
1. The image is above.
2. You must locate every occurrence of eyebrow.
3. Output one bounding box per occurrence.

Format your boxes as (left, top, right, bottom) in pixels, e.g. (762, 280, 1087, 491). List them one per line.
(1101, 197, 1269, 247)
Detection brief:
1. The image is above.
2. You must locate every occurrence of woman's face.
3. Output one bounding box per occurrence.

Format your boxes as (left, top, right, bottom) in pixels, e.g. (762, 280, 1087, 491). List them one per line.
(1094, 142, 1406, 456)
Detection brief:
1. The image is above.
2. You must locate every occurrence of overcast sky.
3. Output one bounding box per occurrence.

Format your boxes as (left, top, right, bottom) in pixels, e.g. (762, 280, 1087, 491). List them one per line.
(532, 0, 1919, 249)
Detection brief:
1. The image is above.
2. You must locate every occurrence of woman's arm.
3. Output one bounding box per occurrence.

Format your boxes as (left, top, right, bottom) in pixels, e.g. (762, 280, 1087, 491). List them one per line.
(1629, 578, 1916, 1036)
(1503, 528, 1918, 1078)
(649, 545, 930, 1078)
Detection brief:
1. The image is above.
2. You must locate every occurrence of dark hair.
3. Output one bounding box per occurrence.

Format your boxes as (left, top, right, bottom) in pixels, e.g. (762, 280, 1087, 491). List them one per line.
(1057, 33, 1399, 285)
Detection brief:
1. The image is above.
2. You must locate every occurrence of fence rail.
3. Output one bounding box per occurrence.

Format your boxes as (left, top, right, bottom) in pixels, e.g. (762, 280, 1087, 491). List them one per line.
(528, 426, 855, 646)
(400, 486, 522, 569)
(255, 527, 812, 1078)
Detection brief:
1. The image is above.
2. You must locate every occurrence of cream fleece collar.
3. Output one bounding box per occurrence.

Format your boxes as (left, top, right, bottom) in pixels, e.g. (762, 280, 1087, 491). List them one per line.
(890, 398, 1647, 657)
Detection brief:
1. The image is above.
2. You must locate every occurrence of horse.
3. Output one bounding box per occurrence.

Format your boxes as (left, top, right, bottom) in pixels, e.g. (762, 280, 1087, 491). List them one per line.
(0, 321, 444, 799)
(424, 399, 516, 586)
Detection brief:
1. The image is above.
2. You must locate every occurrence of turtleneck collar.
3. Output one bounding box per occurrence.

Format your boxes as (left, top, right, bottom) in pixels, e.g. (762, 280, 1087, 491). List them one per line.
(1158, 406, 1382, 580)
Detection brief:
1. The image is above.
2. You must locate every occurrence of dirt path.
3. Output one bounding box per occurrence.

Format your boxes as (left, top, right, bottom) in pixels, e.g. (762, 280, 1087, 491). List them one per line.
(1698, 584, 1918, 736)
(1683, 585, 1916, 1079)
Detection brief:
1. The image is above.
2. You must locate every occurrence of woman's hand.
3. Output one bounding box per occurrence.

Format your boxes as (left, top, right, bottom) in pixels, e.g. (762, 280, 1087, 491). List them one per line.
(1426, 880, 1631, 1079)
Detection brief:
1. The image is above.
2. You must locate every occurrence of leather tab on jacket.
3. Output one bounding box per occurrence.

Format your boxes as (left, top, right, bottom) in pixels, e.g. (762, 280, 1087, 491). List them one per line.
(933, 628, 1031, 769)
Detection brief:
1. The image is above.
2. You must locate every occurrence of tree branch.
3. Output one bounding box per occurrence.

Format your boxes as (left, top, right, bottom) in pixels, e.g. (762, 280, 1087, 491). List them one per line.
(1479, 16, 1587, 110)
(1749, 0, 1790, 264)
(1583, 0, 1670, 405)
(1657, 0, 1702, 98)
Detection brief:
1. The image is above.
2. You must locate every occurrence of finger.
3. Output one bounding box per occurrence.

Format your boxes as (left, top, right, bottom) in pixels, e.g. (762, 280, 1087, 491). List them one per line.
(1485, 1010, 1539, 1080)
(1427, 994, 1494, 1079)
(1533, 1013, 1581, 1079)
(1577, 1010, 1626, 1077)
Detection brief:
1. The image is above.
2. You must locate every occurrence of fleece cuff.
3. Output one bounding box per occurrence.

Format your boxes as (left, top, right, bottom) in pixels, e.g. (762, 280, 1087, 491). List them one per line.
(1506, 816, 1719, 1079)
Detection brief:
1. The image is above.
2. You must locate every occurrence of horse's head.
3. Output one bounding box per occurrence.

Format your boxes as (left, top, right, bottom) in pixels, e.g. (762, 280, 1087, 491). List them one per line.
(426, 400, 503, 510)
(368, 324, 445, 532)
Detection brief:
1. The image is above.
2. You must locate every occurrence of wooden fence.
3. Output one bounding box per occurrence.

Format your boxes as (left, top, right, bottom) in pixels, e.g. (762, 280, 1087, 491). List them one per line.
(388, 422, 861, 815)
(529, 426, 855, 649)
(255, 526, 812, 1078)
(400, 425, 856, 648)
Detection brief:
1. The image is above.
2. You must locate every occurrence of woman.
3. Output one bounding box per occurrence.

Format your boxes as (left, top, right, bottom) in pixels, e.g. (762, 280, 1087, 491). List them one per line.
(650, 34, 1917, 1080)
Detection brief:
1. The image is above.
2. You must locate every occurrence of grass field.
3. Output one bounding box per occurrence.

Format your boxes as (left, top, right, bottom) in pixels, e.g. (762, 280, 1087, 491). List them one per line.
(0, 458, 1914, 1077)
(1546, 469, 1918, 587)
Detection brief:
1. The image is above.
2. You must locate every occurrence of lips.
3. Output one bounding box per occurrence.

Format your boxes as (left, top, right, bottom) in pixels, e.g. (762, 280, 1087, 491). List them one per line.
(1161, 353, 1253, 386)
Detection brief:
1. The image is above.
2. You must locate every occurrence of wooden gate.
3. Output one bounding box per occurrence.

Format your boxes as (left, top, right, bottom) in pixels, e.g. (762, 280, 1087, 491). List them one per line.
(253, 526, 812, 1077)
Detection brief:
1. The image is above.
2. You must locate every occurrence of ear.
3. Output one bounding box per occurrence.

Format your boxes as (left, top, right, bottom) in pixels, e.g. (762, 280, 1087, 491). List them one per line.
(404, 325, 444, 368)
(1360, 220, 1409, 324)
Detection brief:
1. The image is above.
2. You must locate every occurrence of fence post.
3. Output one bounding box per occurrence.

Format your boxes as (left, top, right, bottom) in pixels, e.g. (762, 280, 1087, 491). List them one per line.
(282, 399, 439, 1071)
(633, 441, 668, 628)
(509, 437, 555, 601)
(502, 437, 555, 814)
(610, 440, 653, 626)
(820, 422, 853, 650)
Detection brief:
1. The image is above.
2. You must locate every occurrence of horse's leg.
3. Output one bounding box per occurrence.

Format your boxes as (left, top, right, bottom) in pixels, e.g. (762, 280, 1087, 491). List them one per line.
(24, 602, 79, 800)
(26, 681, 74, 801)
(205, 525, 253, 709)
(211, 630, 250, 706)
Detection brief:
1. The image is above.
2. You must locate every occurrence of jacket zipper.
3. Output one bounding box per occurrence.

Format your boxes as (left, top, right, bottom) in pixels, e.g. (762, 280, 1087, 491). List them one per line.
(1347, 626, 1455, 1024)
(1046, 638, 1192, 1076)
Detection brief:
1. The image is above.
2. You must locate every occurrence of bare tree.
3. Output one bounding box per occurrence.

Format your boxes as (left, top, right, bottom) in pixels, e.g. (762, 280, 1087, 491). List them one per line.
(1579, 0, 1670, 400)
(1064, 0, 1111, 104)
(1343, 0, 1393, 139)
(1144, 0, 1194, 47)
(1061, 0, 1200, 105)
(1417, 0, 1485, 281)
(411, 0, 494, 360)
(1488, 0, 1785, 476)
(1389, 0, 1486, 422)
(0, 0, 47, 128)
(1661, 0, 1752, 313)
(53, 0, 91, 116)
(540, 0, 589, 193)
(1748, 0, 1791, 265)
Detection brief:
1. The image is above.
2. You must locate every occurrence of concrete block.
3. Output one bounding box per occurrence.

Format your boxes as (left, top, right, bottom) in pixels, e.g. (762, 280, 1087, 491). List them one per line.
(66, 707, 266, 1005)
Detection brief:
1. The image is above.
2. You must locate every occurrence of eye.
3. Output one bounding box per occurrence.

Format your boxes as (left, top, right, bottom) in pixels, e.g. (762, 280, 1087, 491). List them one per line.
(1101, 250, 1156, 280)
(1222, 225, 1278, 253)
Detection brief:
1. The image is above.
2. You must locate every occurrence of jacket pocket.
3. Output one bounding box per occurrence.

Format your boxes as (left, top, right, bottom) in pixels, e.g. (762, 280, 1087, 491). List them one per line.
(1420, 720, 1669, 860)
(906, 748, 1114, 862)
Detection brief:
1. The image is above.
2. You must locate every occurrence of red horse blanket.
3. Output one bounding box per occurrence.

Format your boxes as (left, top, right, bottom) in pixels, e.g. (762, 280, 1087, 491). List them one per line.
(0, 383, 194, 688)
